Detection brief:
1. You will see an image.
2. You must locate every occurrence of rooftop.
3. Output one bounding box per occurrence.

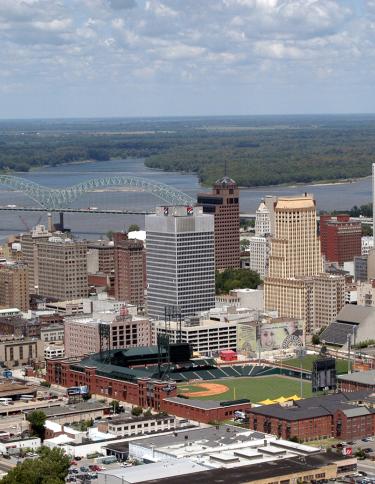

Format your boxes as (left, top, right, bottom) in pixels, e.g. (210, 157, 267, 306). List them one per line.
(163, 397, 250, 410)
(99, 460, 207, 483)
(40, 401, 110, 418)
(139, 453, 351, 484)
(338, 370, 375, 385)
(130, 425, 264, 451)
(336, 304, 375, 324)
(275, 195, 315, 210)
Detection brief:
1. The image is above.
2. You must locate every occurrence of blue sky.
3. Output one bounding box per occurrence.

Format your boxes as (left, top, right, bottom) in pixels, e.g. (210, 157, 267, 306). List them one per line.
(0, 0, 373, 118)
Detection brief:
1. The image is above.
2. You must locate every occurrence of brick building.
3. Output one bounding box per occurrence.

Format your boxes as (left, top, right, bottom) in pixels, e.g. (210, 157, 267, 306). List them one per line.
(338, 370, 375, 393)
(113, 233, 146, 308)
(248, 392, 375, 442)
(161, 397, 251, 424)
(320, 215, 362, 265)
(197, 176, 240, 270)
(46, 356, 177, 411)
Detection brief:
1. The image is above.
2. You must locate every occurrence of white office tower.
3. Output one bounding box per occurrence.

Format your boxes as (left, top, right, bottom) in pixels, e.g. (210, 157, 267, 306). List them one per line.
(249, 236, 269, 278)
(255, 200, 271, 236)
(249, 200, 271, 277)
(146, 206, 215, 319)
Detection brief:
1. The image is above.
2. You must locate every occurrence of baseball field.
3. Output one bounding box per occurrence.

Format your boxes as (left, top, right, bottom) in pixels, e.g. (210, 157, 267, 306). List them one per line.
(178, 375, 313, 403)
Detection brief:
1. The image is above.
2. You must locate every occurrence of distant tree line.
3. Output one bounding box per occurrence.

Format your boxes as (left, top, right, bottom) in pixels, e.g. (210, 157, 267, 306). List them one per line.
(2, 116, 375, 189)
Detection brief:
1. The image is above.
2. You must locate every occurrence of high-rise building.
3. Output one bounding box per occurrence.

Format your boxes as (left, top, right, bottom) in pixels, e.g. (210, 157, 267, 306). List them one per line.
(255, 200, 271, 236)
(87, 240, 115, 275)
(267, 195, 322, 279)
(0, 262, 29, 311)
(113, 233, 146, 308)
(20, 224, 52, 294)
(35, 236, 88, 300)
(264, 194, 328, 334)
(249, 236, 269, 278)
(249, 200, 272, 277)
(354, 255, 368, 282)
(197, 176, 240, 270)
(320, 215, 362, 265)
(146, 205, 215, 319)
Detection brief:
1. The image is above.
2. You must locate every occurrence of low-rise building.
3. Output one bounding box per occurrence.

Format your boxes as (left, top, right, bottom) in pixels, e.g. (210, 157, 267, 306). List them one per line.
(362, 236, 374, 255)
(98, 415, 177, 437)
(97, 453, 356, 484)
(160, 397, 251, 424)
(40, 323, 64, 344)
(153, 318, 237, 355)
(0, 437, 41, 455)
(0, 337, 44, 367)
(248, 391, 375, 442)
(41, 401, 111, 425)
(64, 308, 151, 358)
(44, 344, 64, 359)
(357, 280, 375, 306)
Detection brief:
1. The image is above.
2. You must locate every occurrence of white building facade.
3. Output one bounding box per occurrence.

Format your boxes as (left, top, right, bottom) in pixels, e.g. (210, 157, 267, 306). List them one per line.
(146, 206, 215, 319)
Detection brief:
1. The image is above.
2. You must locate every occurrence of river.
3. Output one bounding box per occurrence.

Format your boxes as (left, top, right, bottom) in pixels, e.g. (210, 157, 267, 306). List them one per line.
(0, 158, 371, 240)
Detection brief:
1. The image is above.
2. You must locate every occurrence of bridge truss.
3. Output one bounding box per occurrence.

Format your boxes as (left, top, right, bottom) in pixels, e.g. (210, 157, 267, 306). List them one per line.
(0, 175, 194, 210)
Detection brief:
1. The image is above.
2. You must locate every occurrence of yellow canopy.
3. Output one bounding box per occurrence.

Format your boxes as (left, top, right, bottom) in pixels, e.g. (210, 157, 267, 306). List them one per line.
(274, 396, 288, 403)
(259, 398, 274, 405)
(288, 394, 301, 401)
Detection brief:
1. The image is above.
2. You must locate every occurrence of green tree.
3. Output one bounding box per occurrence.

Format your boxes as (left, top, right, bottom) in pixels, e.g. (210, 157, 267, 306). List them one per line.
(128, 224, 140, 232)
(240, 239, 250, 251)
(131, 406, 143, 417)
(362, 224, 373, 236)
(1, 447, 70, 484)
(311, 334, 320, 345)
(215, 268, 261, 294)
(27, 410, 46, 440)
(110, 400, 120, 414)
(143, 408, 152, 417)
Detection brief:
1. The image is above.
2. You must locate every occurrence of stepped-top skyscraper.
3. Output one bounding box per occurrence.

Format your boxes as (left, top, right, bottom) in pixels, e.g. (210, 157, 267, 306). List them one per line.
(146, 205, 215, 319)
(197, 176, 240, 270)
(267, 195, 323, 279)
(264, 194, 343, 335)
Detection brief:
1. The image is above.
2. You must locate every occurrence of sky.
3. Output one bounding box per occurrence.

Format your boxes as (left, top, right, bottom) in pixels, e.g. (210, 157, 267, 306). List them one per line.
(0, 0, 374, 118)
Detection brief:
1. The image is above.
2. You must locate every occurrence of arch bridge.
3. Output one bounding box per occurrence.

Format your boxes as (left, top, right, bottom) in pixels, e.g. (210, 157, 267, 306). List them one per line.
(0, 175, 194, 210)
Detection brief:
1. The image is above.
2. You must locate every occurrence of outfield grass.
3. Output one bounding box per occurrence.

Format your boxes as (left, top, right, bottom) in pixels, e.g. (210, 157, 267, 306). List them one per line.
(282, 354, 348, 374)
(178, 376, 313, 403)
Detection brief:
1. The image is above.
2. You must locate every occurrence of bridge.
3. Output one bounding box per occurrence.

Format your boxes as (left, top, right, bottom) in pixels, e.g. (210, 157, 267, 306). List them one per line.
(0, 175, 194, 211)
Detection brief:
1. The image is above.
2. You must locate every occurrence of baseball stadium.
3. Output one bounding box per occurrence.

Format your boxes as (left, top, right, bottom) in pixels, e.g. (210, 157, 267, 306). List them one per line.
(46, 341, 348, 412)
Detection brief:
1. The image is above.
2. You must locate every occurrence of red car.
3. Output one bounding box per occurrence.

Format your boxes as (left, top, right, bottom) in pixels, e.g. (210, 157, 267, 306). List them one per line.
(70, 461, 77, 466)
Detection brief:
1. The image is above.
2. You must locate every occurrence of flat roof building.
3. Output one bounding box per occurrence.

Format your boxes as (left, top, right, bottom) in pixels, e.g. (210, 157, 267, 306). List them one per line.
(146, 206, 215, 319)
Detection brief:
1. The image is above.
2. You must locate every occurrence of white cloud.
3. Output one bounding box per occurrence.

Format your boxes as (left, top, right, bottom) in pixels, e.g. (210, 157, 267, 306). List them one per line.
(0, 0, 372, 116)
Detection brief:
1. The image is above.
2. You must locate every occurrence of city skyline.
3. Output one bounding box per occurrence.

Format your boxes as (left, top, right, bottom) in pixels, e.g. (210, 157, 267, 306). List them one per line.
(0, 1, 373, 118)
